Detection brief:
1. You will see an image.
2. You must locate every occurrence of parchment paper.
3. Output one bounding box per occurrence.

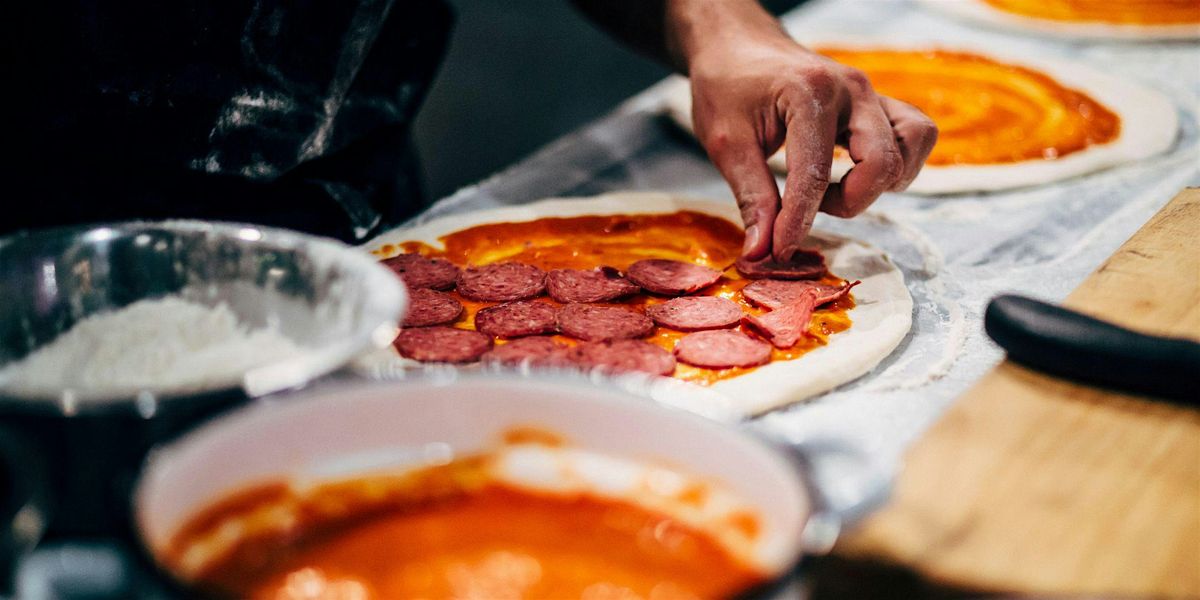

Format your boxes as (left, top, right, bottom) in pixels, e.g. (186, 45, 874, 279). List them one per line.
(395, 0, 1199, 466)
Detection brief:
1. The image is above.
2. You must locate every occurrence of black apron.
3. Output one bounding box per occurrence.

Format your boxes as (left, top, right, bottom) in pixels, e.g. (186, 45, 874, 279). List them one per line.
(7, 0, 453, 242)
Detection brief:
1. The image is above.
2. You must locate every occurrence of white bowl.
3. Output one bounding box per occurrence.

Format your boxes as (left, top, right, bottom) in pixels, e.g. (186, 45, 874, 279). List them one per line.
(134, 373, 890, 594)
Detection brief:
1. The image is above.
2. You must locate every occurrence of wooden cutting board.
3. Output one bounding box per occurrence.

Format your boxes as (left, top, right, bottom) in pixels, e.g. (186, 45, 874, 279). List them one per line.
(836, 189, 1200, 598)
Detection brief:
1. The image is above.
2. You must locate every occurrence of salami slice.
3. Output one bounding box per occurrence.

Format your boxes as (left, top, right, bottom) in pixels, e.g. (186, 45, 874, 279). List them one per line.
(674, 330, 771, 369)
(557, 304, 653, 342)
(546, 267, 639, 303)
(395, 326, 492, 363)
(474, 301, 558, 338)
(646, 296, 743, 331)
(569, 339, 677, 376)
(742, 279, 860, 310)
(735, 250, 827, 280)
(382, 253, 460, 290)
(457, 262, 547, 302)
(742, 288, 820, 349)
(402, 289, 464, 327)
(626, 259, 722, 296)
(482, 336, 572, 368)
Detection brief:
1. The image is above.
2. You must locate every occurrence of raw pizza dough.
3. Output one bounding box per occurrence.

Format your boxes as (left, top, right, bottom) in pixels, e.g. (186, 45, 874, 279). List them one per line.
(661, 41, 1179, 195)
(361, 192, 913, 417)
(917, 0, 1200, 41)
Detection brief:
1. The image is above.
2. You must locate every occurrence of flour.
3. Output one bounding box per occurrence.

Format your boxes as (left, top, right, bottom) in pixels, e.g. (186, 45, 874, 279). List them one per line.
(0, 297, 305, 399)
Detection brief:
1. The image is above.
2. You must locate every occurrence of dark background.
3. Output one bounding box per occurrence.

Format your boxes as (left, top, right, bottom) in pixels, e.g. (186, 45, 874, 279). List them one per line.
(413, 0, 807, 200)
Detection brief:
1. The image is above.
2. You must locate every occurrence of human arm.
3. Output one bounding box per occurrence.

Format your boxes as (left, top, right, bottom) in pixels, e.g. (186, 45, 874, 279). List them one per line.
(571, 0, 937, 261)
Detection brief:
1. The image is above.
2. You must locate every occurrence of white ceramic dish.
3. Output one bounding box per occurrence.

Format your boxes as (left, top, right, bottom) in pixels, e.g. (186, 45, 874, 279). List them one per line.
(134, 374, 892, 595)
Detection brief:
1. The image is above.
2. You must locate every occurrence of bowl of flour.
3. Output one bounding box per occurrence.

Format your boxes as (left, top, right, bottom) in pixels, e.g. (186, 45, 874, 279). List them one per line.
(0, 221, 406, 406)
(0, 221, 406, 534)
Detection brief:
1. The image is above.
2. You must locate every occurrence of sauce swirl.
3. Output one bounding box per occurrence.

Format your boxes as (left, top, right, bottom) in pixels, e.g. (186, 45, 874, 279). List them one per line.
(818, 48, 1122, 166)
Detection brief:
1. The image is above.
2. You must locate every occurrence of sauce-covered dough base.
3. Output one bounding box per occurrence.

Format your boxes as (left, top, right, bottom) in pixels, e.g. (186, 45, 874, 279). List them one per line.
(381, 211, 854, 385)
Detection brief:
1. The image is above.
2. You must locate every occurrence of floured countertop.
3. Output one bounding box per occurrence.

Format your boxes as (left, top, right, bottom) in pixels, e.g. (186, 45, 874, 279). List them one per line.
(836, 190, 1200, 598)
(394, 0, 1200, 466)
(18, 1, 1200, 596)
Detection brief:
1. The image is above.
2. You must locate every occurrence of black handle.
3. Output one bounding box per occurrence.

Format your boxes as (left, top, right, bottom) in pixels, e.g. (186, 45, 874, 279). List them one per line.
(984, 295, 1200, 403)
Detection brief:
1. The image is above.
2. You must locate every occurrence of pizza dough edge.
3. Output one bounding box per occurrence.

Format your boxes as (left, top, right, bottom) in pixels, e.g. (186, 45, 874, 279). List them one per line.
(363, 192, 914, 418)
(916, 0, 1200, 42)
(710, 233, 912, 415)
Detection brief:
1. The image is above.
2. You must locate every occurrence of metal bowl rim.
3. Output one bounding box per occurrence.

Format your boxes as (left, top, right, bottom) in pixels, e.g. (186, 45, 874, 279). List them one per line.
(0, 219, 406, 412)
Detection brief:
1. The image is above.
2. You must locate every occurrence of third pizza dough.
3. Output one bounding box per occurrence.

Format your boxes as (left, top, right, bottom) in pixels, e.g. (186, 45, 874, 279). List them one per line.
(662, 42, 1178, 195)
(918, 0, 1200, 41)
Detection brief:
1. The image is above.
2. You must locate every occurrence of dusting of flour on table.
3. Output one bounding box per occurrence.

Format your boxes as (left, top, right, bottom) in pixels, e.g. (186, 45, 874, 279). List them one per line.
(0, 297, 304, 399)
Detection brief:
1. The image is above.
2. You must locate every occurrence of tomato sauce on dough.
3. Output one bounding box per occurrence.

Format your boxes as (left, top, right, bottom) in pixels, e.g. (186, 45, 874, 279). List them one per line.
(168, 460, 768, 599)
(374, 211, 855, 385)
(982, 0, 1200, 25)
(817, 48, 1122, 166)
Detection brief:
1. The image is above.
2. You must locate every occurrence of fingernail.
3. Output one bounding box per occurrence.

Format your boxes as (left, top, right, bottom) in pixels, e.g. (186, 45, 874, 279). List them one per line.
(778, 245, 797, 263)
(742, 225, 761, 256)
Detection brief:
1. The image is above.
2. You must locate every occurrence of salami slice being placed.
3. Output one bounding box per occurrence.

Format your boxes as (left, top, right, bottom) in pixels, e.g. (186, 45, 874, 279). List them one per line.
(674, 330, 771, 369)
(742, 288, 820, 349)
(735, 250, 827, 280)
(482, 336, 571, 368)
(557, 304, 653, 342)
(456, 262, 547, 302)
(382, 253, 460, 291)
(402, 288, 464, 327)
(546, 267, 640, 303)
(570, 339, 677, 376)
(646, 296, 743, 331)
(395, 326, 492, 363)
(626, 259, 722, 296)
(474, 301, 558, 338)
(742, 279, 861, 310)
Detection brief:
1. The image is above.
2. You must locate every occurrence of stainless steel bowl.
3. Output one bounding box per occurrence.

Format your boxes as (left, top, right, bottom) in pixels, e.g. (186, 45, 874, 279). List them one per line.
(0, 221, 406, 407)
(0, 221, 406, 535)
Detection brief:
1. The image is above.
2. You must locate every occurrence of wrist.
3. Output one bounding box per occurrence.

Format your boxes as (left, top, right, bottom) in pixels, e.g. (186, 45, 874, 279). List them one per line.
(666, 0, 794, 74)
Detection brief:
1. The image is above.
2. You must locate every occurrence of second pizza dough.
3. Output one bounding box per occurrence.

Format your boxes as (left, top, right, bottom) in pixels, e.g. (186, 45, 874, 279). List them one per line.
(661, 42, 1178, 195)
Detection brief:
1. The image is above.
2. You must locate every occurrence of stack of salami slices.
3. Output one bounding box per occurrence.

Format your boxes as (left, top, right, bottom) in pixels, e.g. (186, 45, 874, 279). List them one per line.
(384, 251, 857, 379)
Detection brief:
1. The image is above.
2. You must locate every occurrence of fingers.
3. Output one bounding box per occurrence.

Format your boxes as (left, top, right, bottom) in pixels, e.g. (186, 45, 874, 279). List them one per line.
(702, 125, 782, 260)
(880, 96, 938, 190)
(774, 88, 839, 262)
(696, 57, 937, 263)
(820, 72, 904, 219)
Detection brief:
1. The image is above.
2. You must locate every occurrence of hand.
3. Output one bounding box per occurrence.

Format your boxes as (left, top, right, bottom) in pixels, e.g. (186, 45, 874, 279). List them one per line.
(683, 22, 936, 261)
